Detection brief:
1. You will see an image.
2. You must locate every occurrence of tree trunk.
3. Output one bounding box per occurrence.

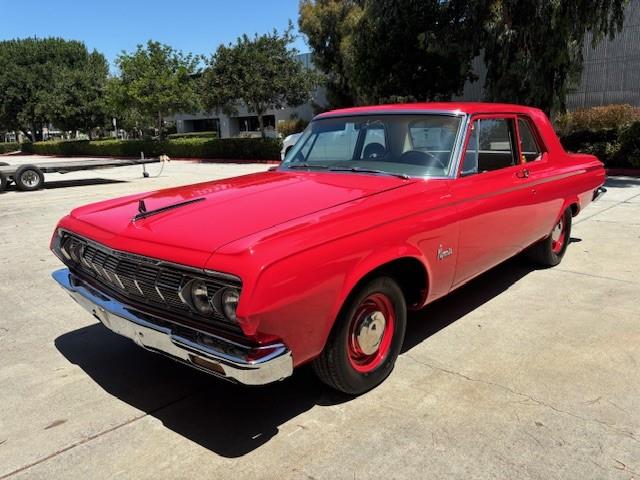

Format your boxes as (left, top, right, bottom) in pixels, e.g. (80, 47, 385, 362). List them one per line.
(258, 113, 265, 138)
(31, 122, 40, 142)
(158, 111, 163, 140)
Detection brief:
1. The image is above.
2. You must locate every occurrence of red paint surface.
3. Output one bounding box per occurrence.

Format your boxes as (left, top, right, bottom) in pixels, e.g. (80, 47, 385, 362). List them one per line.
(53, 103, 606, 367)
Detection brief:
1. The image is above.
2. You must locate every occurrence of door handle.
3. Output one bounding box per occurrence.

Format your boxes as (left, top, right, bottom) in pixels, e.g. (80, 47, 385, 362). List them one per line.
(515, 168, 530, 179)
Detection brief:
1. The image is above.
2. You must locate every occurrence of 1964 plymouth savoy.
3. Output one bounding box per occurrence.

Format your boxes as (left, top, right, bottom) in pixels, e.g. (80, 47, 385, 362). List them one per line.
(52, 103, 606, 394)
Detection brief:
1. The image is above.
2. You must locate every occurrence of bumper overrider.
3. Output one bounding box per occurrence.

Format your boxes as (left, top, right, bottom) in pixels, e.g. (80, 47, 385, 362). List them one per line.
(52, 268, 293, 385)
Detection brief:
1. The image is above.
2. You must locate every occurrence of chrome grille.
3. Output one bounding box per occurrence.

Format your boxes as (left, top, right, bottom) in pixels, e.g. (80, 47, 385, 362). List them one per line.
(60, 233, 241, 326)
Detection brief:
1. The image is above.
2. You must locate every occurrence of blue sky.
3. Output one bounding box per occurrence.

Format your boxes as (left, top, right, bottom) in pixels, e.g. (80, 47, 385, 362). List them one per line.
(0, 0, 307, 66)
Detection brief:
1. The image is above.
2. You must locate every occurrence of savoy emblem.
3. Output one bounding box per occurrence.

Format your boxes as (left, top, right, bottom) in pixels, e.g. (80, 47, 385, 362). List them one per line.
(437, 244, 453, 261)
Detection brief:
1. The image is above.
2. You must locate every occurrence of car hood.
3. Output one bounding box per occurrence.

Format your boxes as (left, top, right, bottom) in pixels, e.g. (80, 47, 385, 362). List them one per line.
(68, 170, 414, 265)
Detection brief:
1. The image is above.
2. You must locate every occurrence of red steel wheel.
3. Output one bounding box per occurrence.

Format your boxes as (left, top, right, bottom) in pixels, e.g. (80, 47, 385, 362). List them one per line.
(346, 293, 396, 373)
(526, 207, 572, 267)
(313, 276, 407, 395)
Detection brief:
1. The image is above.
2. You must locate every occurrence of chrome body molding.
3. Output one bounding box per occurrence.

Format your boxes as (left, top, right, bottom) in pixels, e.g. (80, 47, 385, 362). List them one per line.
(52, 268, 293, 385)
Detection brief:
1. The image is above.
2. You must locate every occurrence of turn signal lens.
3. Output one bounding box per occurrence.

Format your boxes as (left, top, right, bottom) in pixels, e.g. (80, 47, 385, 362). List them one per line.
(189, 280, 213, 315)
(221, 288, 240, 321)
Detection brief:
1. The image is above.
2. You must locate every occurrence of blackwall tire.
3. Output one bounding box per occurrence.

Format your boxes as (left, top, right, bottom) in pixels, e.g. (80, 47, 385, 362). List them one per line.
(14, 165, 44, 191)
(313, 276, 407, 395)
(526, 208, 572, 267)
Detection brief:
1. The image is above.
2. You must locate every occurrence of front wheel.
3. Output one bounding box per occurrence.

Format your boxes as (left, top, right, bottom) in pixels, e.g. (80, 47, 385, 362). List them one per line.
(526, 208, 572, 267)
(313, 276, 407, 395)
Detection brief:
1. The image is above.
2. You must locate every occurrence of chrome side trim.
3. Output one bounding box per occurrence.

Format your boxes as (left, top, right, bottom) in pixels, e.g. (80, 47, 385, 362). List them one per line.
(52, 268, 293, 385)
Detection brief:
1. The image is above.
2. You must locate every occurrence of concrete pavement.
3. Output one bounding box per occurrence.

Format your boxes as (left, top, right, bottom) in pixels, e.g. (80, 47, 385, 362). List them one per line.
(0, 158, 638, 479)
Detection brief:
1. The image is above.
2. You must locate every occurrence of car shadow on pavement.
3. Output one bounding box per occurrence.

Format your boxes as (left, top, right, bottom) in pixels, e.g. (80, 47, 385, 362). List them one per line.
(55, 256, 536, 458)
(605, 176, 640, 189)
(402, 256, 535, 353)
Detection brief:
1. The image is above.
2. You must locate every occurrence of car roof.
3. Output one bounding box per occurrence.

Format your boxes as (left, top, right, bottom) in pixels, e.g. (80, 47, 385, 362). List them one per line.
(314, 102, 544, 119)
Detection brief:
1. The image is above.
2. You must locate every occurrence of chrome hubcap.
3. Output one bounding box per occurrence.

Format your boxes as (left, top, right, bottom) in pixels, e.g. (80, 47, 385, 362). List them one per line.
(355, 311, 386, 355)
(20, 170, 38, 186)
(551, 219, 564, 242)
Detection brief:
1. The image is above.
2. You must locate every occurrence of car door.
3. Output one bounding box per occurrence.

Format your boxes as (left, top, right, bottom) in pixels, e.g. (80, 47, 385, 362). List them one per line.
(450, 114, 536, 287)
(514, 115, 564, 242)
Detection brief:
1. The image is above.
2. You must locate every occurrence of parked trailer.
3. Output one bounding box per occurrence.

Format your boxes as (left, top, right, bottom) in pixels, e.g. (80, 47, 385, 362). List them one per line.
(0, 158, 161, 193)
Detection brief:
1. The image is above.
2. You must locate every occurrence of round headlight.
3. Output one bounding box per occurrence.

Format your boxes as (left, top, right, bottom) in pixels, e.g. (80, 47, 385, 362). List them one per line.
(189, 280, 213, 315)
(221, 288, 240, 321)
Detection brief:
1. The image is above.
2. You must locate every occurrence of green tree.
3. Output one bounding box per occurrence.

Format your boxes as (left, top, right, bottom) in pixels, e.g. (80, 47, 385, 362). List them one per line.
(202, 27, 319, 137)
(104, 77, 150, 138)
(299, 0, 364, 108)
(300, 0, 487, 107)
(113, 41, 201, 139)
(483, 0, 629, 115)
(0, 37, 109, 141)
(349, 0, 488, 104)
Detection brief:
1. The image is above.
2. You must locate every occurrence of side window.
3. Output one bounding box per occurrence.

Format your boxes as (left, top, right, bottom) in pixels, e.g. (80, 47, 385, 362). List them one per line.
(518, 118, 542, 161)
(360, 127, 387, 159)
(476, 118, 518, 172)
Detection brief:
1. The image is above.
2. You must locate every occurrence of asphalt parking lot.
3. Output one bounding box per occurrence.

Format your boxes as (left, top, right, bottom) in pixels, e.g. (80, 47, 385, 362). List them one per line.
(1, 157, 639, 479)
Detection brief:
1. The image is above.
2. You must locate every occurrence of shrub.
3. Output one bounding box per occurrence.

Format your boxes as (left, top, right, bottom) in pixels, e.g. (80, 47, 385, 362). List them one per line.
(617, 121, 640, 168)
(555, 104, 640, 137)
(278, 118, 308, 138)
(559, 128, 623, 166)
(0, 142, 19, 154)
(20, 137, 282, 161)
(167, 131, 219, 140)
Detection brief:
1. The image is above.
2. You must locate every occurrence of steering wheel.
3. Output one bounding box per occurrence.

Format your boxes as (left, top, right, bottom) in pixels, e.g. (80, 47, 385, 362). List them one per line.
(398, 150, 446, 169)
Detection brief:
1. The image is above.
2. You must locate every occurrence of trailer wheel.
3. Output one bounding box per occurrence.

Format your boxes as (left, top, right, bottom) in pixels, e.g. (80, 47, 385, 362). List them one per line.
(0, 172, 7, 193)
(14, 165, 44, 191)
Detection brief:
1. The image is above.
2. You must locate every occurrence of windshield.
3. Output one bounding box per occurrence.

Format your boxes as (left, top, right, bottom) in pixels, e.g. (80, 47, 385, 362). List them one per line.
(281, 114, 463, 177)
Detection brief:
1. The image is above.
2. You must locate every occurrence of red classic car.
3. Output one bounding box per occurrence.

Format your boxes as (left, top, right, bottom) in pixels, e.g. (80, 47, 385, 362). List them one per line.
(52, 103, 606, 394)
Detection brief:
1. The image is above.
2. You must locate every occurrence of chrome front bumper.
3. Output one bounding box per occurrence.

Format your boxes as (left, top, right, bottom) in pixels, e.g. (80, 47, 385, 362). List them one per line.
(52, 268, 293, 385)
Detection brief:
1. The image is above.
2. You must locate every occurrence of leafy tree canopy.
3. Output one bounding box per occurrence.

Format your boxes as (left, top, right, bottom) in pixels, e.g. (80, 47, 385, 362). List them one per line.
(112, 41, 201, 139)
(300, 0, 487, 106)
(483, 0, 629, 115)
(299, 0, 629, 114)
(0, 37, 109, 140)
(201, 25, 320, 137)
(299, 0, 364, 108)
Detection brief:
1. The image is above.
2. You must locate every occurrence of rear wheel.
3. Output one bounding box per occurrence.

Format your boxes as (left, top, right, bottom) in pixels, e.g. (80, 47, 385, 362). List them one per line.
(14, 165, 44, 191)
(313, 276, 407, 394)
(527, 208, 572, 267)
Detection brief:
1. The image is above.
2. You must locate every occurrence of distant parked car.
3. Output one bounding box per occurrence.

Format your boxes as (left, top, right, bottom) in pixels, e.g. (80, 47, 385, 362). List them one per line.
(281, 132, 302, 160)
(52, 102, 606, 395)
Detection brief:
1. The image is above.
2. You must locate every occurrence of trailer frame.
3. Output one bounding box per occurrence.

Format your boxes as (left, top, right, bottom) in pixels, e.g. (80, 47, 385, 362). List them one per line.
(0, 157, 161, 193)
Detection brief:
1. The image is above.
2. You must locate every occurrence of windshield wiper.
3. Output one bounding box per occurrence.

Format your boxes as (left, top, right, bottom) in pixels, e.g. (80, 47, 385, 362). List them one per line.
(328, 166, 410, 179)
(286, 162, 329, 170)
